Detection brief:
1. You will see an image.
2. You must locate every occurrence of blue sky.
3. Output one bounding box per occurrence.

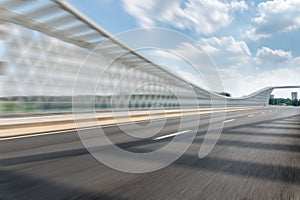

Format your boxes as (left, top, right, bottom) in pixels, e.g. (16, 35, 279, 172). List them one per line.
(69, 0, 300, 98)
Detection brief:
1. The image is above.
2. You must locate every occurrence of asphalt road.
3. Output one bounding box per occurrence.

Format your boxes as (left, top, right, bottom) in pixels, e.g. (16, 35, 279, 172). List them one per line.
(1, 107, 300, 199)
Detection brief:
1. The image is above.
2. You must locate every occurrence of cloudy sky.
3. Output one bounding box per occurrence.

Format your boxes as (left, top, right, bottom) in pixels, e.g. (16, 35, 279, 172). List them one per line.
(70, 0, 300, 98)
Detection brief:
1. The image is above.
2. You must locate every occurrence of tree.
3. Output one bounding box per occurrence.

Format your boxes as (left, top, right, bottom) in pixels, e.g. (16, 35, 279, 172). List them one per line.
(292, 99, 299, 106)
(269, 97, 299, 106)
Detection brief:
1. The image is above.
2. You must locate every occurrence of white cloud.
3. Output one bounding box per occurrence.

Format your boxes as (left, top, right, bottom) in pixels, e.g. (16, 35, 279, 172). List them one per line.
(248, 0, 300, 41)
(293, 56, 300, 65)
(220, 46, 300, 97)
(146, 37, 253, 96)
(172, 67, 208, 89)
(220, 66, 300, 97)
(158, 44, 299, 97)
(153, 36, 252, 69)
(146, 42, 227, 93)
(151, 49, 182, 61)
(229, 1, 248, 11)
(246, 28, 271, 41)
(122, 0, 248, 35)
(199, 36, 251, 68)
(144, 41, 298, 98)
(255, 47, 292, 65)
(150, 42, 218, 78)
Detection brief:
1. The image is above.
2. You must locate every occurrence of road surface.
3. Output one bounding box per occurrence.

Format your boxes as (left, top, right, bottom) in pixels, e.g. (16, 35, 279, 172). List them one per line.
(1, 107, 300, 199)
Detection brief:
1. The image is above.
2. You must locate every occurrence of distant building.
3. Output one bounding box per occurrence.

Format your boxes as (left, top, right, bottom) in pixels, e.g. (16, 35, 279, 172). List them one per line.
(270, 94, 274, 99)
(291, 92, 298, 100)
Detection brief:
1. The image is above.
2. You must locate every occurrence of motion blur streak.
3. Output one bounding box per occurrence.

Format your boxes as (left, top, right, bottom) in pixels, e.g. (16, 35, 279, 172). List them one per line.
(1, 107, 300, 199)
(1, 0, 300, 199)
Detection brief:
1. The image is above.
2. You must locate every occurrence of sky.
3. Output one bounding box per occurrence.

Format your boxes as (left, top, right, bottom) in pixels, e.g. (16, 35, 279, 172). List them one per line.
(69, 0, 300, 98)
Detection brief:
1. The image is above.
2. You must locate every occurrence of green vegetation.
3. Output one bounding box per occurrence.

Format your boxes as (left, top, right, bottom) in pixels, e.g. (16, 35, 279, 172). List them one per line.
(0, 94, 181, 114)
(1, 102, 20, 112)
(0, 101, 42, 112)
(269, 98, 299, 106)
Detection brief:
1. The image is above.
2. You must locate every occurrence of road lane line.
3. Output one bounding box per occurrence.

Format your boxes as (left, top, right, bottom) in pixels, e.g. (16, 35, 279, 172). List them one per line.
(153, 130, 191, 140)
(224, 119, 236, 123)
(248, 114, 254, 117)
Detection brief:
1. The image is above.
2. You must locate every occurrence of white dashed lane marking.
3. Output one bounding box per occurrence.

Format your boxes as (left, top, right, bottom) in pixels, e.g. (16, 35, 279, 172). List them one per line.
(153, 130, 191, 140)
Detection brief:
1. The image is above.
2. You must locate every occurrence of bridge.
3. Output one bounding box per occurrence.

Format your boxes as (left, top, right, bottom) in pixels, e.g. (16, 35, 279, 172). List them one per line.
(1, 0, 298, 111)
(1, 0, 300, 199)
